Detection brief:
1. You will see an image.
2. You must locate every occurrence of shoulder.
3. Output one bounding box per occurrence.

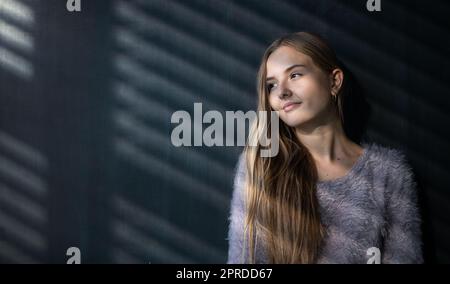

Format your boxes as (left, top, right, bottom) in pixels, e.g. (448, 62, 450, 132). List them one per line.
(230, 152, 247, 209)
(364, 142, 413, 175)
(364, 142, 417, 195)
(234, 152, 247, 187)
(235, 152, 246, 173)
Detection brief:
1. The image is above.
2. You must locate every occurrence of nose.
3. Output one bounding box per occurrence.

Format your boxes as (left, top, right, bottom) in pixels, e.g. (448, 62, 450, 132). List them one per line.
(277, 85, 292, 100)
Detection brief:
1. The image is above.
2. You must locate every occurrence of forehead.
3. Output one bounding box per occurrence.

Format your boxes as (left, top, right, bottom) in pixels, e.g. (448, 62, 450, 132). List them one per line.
(266, 46, 312, 77)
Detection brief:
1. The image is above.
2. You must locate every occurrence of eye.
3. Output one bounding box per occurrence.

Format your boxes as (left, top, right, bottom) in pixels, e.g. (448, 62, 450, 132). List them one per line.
(290, 72, 302, 79)
(267, 83, 277, 93)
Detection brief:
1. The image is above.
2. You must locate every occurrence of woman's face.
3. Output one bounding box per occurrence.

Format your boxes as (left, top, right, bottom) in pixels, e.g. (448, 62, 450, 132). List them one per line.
(266, 46, 339, 130)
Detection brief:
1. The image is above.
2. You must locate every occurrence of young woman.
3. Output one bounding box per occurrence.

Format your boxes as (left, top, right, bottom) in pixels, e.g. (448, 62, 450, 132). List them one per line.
(227, 32, 423, 264)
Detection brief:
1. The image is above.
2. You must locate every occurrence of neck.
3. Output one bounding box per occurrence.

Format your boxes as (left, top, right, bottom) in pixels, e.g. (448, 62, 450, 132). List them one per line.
(294, 117, 353, 163)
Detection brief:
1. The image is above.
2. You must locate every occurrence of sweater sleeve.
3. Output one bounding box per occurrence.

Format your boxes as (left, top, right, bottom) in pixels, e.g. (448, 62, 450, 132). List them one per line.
(226, 153, 249, 264)
(381, 150, 423, 264)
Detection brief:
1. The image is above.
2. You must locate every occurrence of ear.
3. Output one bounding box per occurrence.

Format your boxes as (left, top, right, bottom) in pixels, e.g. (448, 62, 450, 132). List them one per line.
(330, 68, 344, 96)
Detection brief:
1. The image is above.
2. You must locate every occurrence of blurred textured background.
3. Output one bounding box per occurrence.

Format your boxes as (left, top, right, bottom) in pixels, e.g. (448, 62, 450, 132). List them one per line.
(0, 0, 449, 263)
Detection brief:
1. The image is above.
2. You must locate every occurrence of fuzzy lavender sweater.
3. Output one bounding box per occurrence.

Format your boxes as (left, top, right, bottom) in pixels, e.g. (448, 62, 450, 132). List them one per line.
(227, 142, 423, 264)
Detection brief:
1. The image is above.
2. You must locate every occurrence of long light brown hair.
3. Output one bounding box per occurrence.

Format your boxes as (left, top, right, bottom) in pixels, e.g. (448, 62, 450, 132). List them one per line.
(243, 32, 346, 263)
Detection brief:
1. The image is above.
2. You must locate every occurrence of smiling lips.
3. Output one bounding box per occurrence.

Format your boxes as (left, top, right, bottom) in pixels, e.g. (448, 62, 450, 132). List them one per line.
(282, 101, 302, 112)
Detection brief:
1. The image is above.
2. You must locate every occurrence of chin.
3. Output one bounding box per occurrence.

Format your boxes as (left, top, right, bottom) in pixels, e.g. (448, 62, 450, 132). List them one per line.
(282, 115, 319, 129)
(278, 112, 301, 124)
(281, 118, 306, 128)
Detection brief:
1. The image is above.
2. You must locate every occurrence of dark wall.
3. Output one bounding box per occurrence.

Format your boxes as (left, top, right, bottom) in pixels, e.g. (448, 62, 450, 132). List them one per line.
(0, 0, 449, 263)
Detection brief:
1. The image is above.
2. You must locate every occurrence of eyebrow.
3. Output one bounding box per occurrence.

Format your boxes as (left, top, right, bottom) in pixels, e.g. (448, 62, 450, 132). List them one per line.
(266, 64, 306, 82)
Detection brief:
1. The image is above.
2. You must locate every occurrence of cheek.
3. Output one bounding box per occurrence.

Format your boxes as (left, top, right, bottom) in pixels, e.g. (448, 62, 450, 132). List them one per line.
(268, 95, 278, 110)
(302, 77, 330, 105)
